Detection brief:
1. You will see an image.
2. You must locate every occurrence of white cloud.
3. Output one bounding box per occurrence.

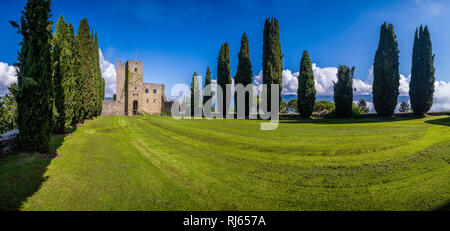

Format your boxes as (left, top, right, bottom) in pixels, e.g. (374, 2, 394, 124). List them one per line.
(253, 64, 340, 96)
(353, 79, 372, 95)
(0, 62, 17, 96)
(312, 64, 338, 95)
(99, 49, 116, 98)
(399, 74, 410, 96)
(282, 70, 299, 95)
(253, 71, 263, 96)
(430, 80, 450, 112)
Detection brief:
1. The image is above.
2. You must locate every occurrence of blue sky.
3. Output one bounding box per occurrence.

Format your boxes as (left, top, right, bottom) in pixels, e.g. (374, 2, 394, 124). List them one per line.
(1, 0, 450, 100)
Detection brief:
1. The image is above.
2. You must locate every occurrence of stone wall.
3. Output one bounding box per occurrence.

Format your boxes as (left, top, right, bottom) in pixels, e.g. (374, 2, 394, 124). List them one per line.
(102, 100, 124, 115)
(139, 83, 165, 115)
(0, 129, 19, 154)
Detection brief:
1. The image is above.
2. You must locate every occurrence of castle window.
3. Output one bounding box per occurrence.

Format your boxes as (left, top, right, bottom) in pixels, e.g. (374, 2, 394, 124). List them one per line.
(153, 89, 157, 94)
(153, 99, 156, 103)
(145, 88, 149, 94)
(134, 67, 137, 72)
(147, 99, 149, 103)
(135, 87, 137, 90)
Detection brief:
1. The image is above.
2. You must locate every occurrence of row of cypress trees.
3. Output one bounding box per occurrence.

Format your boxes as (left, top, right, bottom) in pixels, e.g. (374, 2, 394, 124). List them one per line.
(11, 0, 104, 152)
(192, 19, 434, 119)
(373, 23, 435, 117)
(53, 16, 104, 133)
(297, 23, 435, 118)
(193, 18, 281, 117)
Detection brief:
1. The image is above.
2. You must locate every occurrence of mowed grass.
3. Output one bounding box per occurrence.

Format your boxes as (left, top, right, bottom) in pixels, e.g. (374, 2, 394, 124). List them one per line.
(1, 115, 449, 211)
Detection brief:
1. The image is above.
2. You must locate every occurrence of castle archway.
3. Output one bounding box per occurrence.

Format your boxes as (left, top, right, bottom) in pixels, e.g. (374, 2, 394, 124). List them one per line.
(133, 100, 138, 115)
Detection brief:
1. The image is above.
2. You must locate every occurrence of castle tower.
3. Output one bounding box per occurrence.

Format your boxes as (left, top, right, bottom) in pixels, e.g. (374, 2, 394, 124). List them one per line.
(116, 59, 125, 102)
(125, 60, 143, 115)
(103, 59, 167, 116)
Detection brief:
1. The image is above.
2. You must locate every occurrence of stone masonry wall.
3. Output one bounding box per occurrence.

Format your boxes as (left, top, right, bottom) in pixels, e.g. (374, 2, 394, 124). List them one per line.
(102, 100, 124, 115)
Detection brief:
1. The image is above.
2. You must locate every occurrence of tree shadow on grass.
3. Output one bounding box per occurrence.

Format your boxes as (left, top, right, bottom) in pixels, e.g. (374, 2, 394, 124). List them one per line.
(425, 116, 450, 127)
(0, 136, 65, 211)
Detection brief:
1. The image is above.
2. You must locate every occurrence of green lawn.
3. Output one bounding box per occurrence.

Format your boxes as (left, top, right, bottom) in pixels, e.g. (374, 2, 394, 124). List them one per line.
(1, 115, 449, 211)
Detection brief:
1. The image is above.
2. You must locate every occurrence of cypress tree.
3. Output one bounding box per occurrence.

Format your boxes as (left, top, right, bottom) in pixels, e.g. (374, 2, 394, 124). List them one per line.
(191, 72, 201, 117)
(203, 66, 212, 105)
(71, 23, 84, 124)
(234, 33, 253, 118)
(373, 23, 400, 117)
(410, 25, 435, 116)
(93, 32, 103, 116)
(262, 17, 283, 112)
(77, 18, 96, 119)
(334, 65, 354, 118)
(53, 15, 76, 133)
(217, 42, 231, 117)
(10, 0, 54, 152)
(297, 50, 316, 117)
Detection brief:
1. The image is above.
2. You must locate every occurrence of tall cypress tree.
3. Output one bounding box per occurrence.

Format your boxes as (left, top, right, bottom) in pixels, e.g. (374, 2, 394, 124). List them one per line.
(71, 23, 84, 124)
(373, 22, 400, 117)
(53, 15, 76, 133)
(77, 18, 96, 119)
(10, 0, 54, 152)
(297, 50, 315, 117)
(217, 42, 231, 117)
(93, 32, 103, 116)
(410, 25, 435, 116)
(203, 66, 212, 105)
(191, 72, 201, 116)
(262, 17, 283, 112)
(234, 33, 253, 118)
(334, 65, 354, 118)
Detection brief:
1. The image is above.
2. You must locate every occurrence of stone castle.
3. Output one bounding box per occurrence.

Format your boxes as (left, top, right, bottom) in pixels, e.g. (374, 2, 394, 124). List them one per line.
(102, 59, 173, 115)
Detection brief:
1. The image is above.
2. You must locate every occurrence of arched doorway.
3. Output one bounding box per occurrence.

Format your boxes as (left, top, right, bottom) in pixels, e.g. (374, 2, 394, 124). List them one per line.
(133, 100, 138, 115)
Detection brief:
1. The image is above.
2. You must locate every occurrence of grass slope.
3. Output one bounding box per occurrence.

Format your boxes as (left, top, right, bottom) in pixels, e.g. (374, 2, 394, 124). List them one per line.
(1, 115, 449, 211)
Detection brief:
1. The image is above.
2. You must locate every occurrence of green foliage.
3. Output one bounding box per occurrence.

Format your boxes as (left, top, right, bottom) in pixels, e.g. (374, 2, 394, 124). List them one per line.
(53, 16, 76, 134)
(190, 72, 201, 116)
(373, 23, 400, 117)
(334, 65, 354, 118)
(12, 0, 54, 152)
(217, 42, 231, 117)
(77, 18, 103, 119)
(314, 100, 335, 113)
(410, 25, 435, 116)
(234, 33, 253, 117)
(287, 99, 298, 113)
(262, 17, 283, 112)
(93, 32, 103, 116)
(357, 99, 369, 113)
(203, 67, 212, 106)
(399, 101, 411, 113)
(352, 103, 363, 118)
(0, 84, 18, 134)
(71, 23, 84, 124)
(297, 51, 316, 117)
